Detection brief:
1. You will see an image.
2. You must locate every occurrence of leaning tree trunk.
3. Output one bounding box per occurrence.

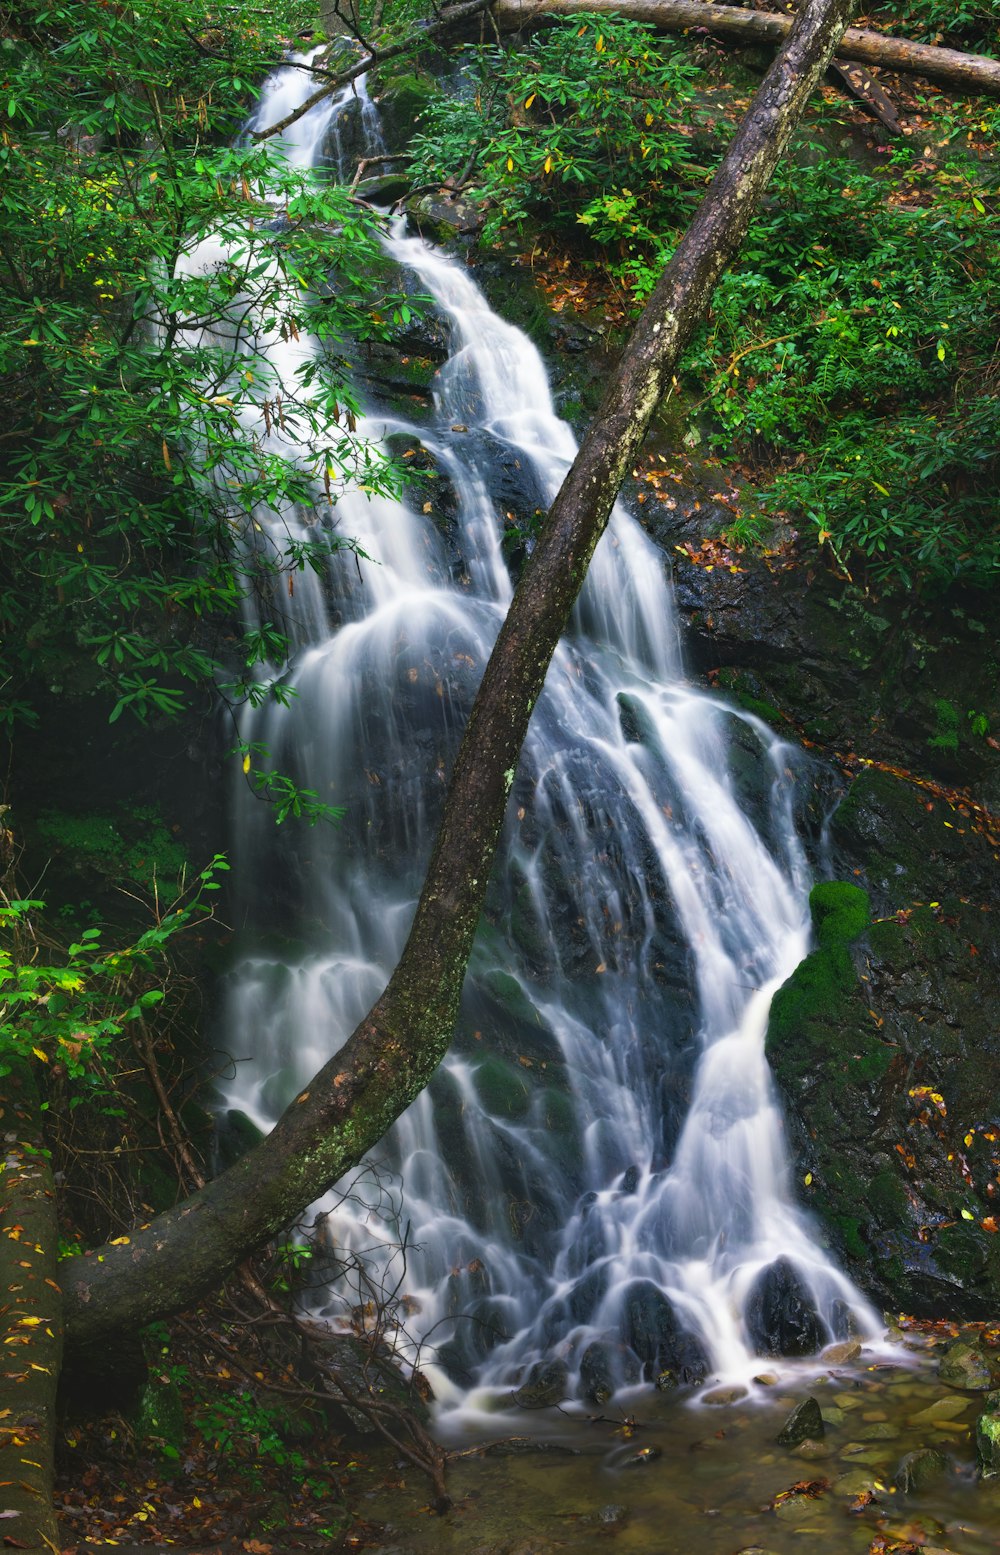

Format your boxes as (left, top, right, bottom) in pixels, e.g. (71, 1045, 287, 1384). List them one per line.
(495, 0, 1000, 96)
(62, 0, 858, 1351)
(1, 1063, 63, 1555)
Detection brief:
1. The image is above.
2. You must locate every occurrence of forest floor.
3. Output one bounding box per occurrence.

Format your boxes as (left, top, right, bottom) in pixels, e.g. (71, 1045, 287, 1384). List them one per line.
(53, 1301, 436, 1555)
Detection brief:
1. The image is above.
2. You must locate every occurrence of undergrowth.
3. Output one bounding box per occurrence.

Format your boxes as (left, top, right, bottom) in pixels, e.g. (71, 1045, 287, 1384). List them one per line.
(412, 14, 1000, 591)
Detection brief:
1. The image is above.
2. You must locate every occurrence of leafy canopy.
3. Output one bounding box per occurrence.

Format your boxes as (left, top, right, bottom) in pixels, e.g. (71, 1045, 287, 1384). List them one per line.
(413, 15, 1000, 589)
(0, 858, 228, 1101)
(0, 0, 410, 764)
(410, 13, 701, 266)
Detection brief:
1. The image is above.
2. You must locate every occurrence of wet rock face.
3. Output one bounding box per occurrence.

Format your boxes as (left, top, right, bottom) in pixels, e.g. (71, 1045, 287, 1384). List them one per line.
(511, 1359, 570, 1409)
(621, 1280, 709, 1386)
(766, 780, 1000, 1319)
(579, 1340, 641, 1404)
(745, 1258, 825, 1358)
(653, 471, 1000, 1325)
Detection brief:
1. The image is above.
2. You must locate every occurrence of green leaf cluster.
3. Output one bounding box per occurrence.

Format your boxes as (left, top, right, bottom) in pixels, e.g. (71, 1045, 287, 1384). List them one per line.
(687, 131, 1000, 587)
(867, 0, 999, 49)
(413, 14, 1000, 589)
(0, 0, 410, 738)
(0, 857, 228, 1102)
(409, 15, 700, 251)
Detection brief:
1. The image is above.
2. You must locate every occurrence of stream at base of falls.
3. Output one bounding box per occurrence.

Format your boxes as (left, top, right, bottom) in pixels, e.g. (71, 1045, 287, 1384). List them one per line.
(355, 1330, 1000, 1555)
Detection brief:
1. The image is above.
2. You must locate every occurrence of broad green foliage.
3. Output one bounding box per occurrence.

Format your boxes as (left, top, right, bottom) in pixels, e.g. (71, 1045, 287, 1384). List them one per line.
(688, 136, 1000, 586)
(868, 0, 999, 49)
(415, 17, 1000, 589)
(0, 858, 227, 1100)
(0, 0, 409, 754)
(410, 14, 700, 263)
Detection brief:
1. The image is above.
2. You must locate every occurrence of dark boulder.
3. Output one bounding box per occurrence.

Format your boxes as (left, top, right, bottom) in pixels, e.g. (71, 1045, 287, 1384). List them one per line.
(895, 1447, 949, 1495)
(579, 1340, 640, 1404)
(777, 1396, 825, 1446)
(512, 1358, 570, 1410)
(745, 1258, 824, 1358)
(621, 1279, 709, 1385)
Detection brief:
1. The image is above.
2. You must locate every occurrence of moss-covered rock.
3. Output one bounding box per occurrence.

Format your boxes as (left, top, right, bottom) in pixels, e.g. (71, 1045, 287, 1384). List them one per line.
(976, 1406, 1000, 1477)
(767, 773, 1000, 1318)
(473, 1055, 532, 1120)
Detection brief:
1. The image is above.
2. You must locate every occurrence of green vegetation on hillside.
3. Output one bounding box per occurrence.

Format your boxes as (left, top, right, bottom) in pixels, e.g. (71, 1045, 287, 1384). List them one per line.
(0, 0, 410, 739)
(413, 9, 1000, 589)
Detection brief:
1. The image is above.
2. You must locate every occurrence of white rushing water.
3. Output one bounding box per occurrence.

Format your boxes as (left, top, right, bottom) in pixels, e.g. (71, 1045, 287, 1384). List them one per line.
(218, 60, 881, 1415)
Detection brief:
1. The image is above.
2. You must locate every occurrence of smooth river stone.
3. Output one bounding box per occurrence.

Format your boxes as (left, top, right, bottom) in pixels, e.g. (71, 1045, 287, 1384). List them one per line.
(791, 1438, 832, 1460)
(822, 1340, 863, 1364)
(842, 1446, 893, 1466)
(910, 1395, 970, 1424)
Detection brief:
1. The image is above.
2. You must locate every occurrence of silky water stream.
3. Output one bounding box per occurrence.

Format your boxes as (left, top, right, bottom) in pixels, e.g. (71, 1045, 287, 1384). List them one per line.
(212, 63, 1000, 1554)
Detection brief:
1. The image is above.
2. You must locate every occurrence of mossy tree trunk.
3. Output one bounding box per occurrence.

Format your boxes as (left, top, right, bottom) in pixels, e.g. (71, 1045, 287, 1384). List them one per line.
(1, 1063, 63, 1555)
(61, 0, 857, 1351)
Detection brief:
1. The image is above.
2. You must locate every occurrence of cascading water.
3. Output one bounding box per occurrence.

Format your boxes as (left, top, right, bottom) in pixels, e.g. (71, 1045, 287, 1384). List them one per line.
(220, 59, 882, 1414)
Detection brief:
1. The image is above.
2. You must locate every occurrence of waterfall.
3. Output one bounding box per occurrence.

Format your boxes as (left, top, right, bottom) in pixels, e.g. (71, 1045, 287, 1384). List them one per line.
(219, 59, 881, 1413)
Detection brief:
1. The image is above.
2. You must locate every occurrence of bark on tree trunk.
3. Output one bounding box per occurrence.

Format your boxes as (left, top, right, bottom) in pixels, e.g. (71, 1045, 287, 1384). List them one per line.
(1, 1064, 64, 1555)
(63, 0, 857, 1350)
(494, 0, 1000, 97)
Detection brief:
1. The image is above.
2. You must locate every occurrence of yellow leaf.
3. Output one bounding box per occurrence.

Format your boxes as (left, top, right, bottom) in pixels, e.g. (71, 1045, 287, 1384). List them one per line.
(524, 93, 535, 109)
(645, 113, 654, 127)
(817, 529, 831, 544)
(109, 1236, 130, 1246)
(937, 342, 946, 361)
(595, 33, 605, 50)
(961, 1209, 975, 1220)
(19, 1317, 42, 1327)
(162, 439, 171, 472)
(31, 1048, 48, 1064)
(804, 1173, 813, 1186)
(148, 170, 157, 183)
(193, 1497, 202, 1508)
(506, 156, 514, 172)
(871, 480, 890, 496)
(544, 154, 552, 174)
(242, 753, 251, 775)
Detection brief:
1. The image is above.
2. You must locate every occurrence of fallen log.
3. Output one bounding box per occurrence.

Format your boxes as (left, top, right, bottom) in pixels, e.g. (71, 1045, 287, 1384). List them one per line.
(493, 0, 1000, 97)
